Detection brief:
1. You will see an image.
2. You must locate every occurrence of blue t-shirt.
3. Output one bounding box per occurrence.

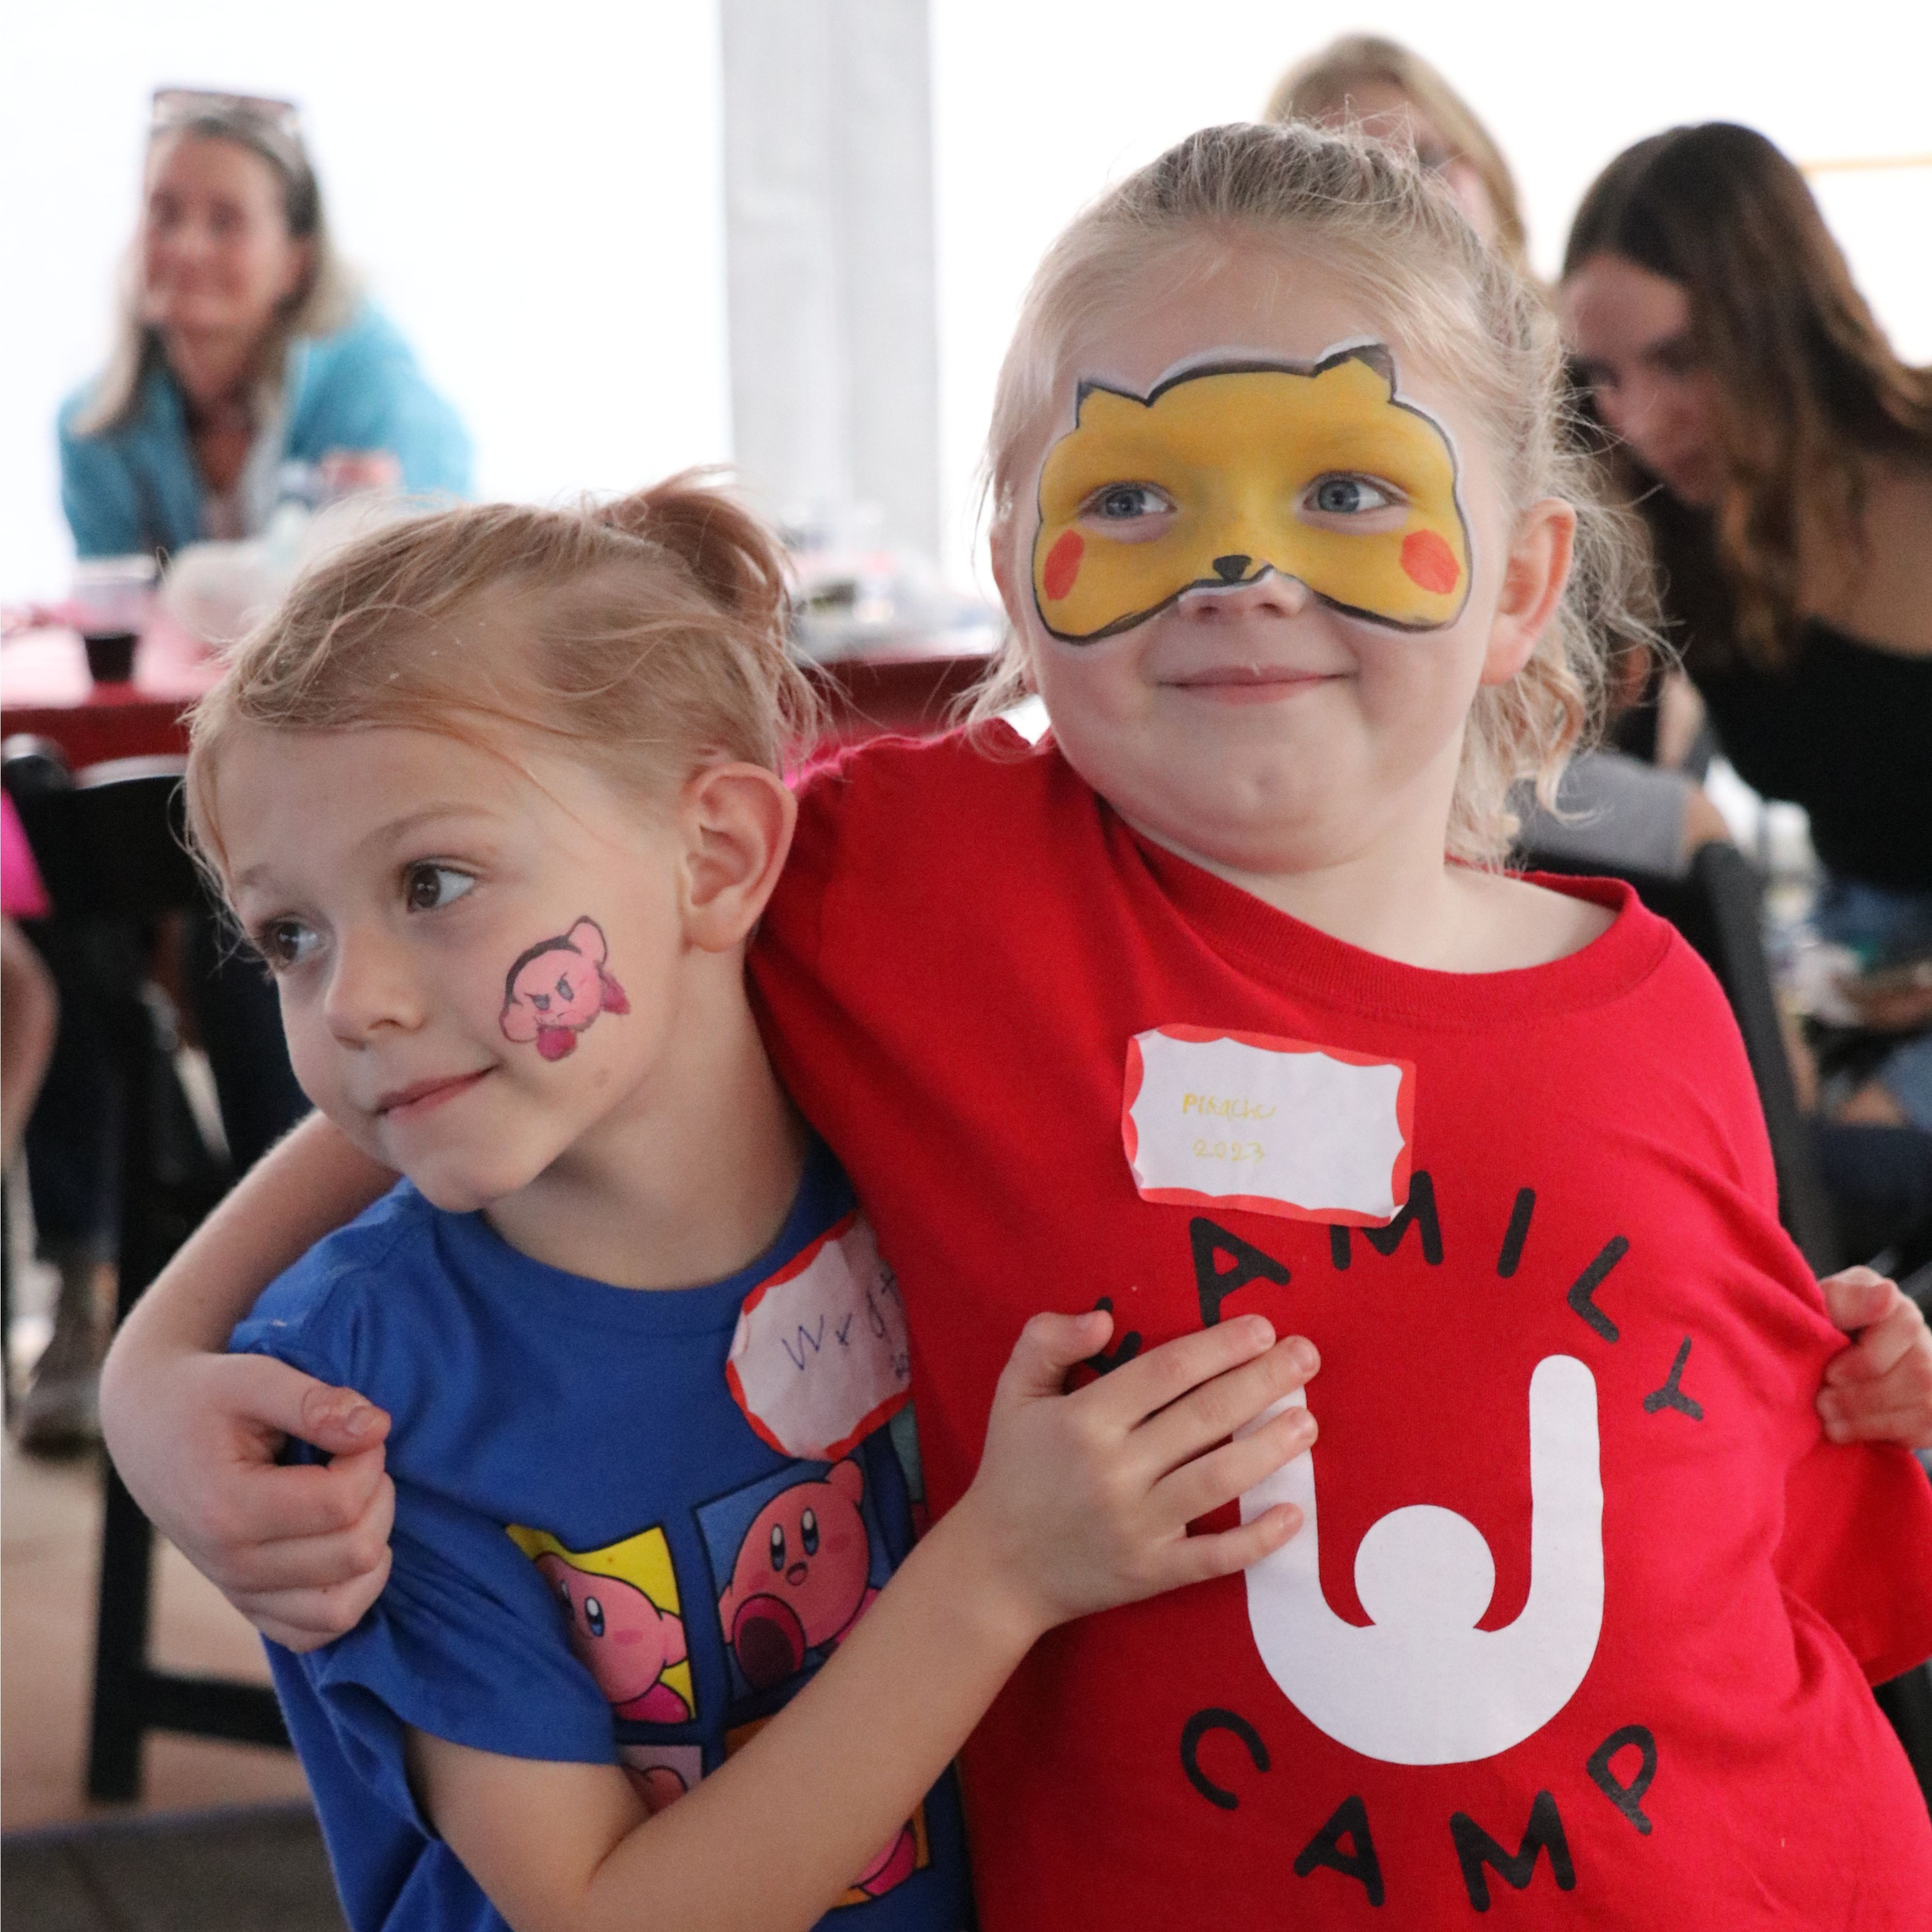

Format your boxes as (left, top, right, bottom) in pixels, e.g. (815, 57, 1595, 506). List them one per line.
(231, 1144, 970, 1932)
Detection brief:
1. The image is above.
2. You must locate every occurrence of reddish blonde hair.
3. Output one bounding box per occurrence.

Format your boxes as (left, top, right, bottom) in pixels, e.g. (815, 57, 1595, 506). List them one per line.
(188, 474, 815, 873)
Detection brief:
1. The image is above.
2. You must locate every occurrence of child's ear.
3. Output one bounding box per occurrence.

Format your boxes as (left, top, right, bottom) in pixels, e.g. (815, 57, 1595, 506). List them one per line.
(677, 763, 797, 952)
(1479, 497, 1576, 687)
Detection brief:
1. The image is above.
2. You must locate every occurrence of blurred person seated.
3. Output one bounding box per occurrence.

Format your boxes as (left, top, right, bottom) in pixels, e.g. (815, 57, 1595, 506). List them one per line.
(1563, 124, 1932, 1138)
(59, 88, 471, 559)
(1264, 33, 1529, 269)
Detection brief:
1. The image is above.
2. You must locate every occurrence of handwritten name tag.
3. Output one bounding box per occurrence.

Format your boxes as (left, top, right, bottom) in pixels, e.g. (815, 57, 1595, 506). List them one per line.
(727, 1213, 912, 1460)
(1122, 1025, 1414, 1224)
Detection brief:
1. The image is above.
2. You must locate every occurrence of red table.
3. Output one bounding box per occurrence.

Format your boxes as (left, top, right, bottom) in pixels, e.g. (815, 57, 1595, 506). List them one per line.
(1, 620, 996, 773)
(1, 620, 222, 770)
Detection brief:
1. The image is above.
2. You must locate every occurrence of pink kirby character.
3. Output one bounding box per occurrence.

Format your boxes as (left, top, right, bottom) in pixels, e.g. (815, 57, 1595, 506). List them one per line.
(716, 1459, 878, 1691)
(500, 916, 630, 1061)
(624, 1761, 690, 1816)
(535, 1553, 690, 1722)
(854, 1820, 919, 1897)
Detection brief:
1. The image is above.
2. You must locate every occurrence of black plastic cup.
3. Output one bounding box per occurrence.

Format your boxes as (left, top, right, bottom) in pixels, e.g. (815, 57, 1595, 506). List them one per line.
(82, 630, 139, 684)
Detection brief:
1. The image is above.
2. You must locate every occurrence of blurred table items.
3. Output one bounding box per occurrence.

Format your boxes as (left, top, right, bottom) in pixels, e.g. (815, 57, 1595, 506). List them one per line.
(1, 617, 220, 768)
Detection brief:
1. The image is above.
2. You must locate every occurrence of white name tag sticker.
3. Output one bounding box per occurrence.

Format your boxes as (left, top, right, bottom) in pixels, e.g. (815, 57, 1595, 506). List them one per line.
(727, 1212, 912, 1461)
(1122, 1025, 1415, 1225)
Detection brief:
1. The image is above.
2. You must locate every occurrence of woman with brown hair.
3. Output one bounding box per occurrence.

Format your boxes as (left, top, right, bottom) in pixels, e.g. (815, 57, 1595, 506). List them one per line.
(1562, 123, 1932, 1132)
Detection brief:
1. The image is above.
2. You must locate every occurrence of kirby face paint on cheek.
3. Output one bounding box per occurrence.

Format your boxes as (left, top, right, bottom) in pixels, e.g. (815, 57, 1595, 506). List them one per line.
(1031, 342, 1473, 642)
(498, 915, 631, 1061)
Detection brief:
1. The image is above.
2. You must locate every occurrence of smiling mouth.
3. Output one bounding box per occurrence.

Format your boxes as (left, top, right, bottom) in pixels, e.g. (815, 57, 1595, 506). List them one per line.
(374, 1070, 492, 1119)
(1165, 664, 1341, 699)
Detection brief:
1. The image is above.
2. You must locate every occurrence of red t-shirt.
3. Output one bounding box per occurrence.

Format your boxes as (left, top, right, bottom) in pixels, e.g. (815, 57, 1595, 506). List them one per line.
(751, 728, 1932, 1928)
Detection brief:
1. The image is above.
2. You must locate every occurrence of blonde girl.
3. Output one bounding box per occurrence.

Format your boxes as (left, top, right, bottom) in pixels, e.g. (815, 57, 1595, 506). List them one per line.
(109, 124, 1932, 1927)
(150, 472, 1316, 1932)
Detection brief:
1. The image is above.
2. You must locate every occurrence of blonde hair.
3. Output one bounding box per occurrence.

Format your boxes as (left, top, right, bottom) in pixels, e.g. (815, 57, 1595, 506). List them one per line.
(73, 109, 357, 439)
(976, 121, 1655, 865)
(187, 474, 817, 876)
(1263, 35, 1530, 276)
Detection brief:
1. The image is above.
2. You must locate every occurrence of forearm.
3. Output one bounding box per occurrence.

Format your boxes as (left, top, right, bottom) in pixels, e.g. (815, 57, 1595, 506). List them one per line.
(601, 1500, 1026, 1929)
(104, 1112, 393, 1367)
(431, 1495, 1038, 1932)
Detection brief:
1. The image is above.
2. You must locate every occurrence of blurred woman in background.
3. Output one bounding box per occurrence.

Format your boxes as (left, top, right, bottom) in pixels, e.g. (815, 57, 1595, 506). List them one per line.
(1563, 123, 1932, 1133)
(59, 88, 470, 559)
(1264, 33, 1529, 270)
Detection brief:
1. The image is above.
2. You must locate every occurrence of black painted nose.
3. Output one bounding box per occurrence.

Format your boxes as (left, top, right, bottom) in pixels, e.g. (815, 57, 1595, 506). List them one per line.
(1212, 554, 1251, 582)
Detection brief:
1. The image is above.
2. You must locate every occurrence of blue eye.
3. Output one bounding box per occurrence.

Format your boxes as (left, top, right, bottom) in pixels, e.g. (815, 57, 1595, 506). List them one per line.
(800, 1508, 819, 1557)
(404, 863, 476, 913)
(1309, 476, 1396, 516)
(769, 1523, 786, 1571)
(1088, 484, 1171, 521)
(583, 1594, 605, 1638)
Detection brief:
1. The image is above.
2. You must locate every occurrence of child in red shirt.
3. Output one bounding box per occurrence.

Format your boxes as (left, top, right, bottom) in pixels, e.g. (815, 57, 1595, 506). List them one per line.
(105, 123, 1932, 1925)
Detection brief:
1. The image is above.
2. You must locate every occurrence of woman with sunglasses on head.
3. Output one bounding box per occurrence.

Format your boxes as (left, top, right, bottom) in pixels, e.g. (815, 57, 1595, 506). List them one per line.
(1562, 125, 1932, 1140)
(58, 89, 471, 561)
(17, 91, 472, 1452)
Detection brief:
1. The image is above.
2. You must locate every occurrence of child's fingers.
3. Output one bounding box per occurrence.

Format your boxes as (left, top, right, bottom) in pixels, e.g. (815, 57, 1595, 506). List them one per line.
(1157, 1501, 1305, 1588)
(229, 1547, 395, 1651)
(1131, 1336, 1319, 1478)
(1818, 1395, 1932, 1449)
(1818, 1265, 1895, 1333)
(193, 1454, 395, 1596)
(1151, 1399, 1317, 1526)
(1822, 1293, 1928, 1386)
(994, 1309, 1115, 1404)
(1080, 1314, 1283, 1431)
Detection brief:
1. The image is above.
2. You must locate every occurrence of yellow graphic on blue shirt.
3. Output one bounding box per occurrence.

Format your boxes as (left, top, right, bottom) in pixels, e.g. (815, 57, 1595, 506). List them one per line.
(507, 1522, 696, 1725)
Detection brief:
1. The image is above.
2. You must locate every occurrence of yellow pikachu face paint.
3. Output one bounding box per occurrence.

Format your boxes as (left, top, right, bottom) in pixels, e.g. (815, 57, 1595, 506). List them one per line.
(1032, 344, 1472, 642)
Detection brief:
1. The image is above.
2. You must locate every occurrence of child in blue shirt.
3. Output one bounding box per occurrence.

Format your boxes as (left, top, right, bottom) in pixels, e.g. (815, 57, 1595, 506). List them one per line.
(182, 474, 1320, 1931)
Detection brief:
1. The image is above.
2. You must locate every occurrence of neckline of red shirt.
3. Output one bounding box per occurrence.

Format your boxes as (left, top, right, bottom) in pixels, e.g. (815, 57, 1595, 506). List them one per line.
(1017, 736, 1675, 1028)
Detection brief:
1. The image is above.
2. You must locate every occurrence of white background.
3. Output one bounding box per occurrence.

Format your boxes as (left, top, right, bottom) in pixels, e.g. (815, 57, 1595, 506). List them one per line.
(4, 0, 1928, 601)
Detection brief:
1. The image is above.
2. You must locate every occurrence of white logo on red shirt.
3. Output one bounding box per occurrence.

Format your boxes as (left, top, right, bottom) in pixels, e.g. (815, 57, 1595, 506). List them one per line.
(1237, 1355, 1604, 1764)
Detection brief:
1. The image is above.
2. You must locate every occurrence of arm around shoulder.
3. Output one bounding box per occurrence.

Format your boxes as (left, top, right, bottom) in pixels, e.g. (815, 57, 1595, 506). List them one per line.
(99, 1112, 400, 1647)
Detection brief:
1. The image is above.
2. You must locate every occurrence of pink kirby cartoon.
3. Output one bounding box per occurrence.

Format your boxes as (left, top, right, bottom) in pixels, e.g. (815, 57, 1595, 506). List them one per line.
(625, 1763, 689, 1816)
(500, 916, 630, 1061)
(854, 1820, 919, 1897)
(716, 1459, 877, 1691)
(536, 1552, 690, 1722)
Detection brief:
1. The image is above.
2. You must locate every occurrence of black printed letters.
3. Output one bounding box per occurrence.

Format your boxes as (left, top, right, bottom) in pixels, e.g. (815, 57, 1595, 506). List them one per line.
(1179, 1708, 1269, 1809)
(1450, 1790, 1576, 1911)
(1293, 1795, 1385, 1907)
(1189, 1218, 1290, 1327)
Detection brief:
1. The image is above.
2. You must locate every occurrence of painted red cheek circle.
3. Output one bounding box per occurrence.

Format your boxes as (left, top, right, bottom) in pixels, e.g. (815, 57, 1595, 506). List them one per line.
(1400, 529, 1460, 595)
(1041, 530, 1085, 602)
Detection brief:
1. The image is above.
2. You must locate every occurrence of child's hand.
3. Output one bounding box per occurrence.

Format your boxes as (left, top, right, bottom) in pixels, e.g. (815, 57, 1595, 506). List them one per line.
(951, 1308, 1317, 1644)
(1816, 1267, 1932, 1449)
(100, 1347, 396, 1650)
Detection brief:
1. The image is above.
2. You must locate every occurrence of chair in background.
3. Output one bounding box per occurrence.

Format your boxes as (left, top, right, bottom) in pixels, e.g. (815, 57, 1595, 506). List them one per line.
(1519, 838, 1840, 1272)
(3, 745, 290, 1799)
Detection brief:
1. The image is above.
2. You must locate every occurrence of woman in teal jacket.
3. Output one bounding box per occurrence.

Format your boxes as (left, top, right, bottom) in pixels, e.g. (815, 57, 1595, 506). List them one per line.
(59, 89, 471, 560)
